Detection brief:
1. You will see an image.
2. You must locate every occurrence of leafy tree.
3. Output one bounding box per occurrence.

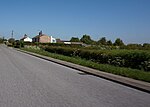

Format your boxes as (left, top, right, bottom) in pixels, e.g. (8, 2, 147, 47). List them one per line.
(3, 39, 7, 41)
(142, 43, 150, 50)
(8, 38, 15, 44)
(126, 44, 142, 50)
(107, 40, 113, 46)
(13, 40, 24, 48)
(80, 34, 94, 44)
(113, 38, 124, 46)
(70, 37, 80, 42)
(97, 37, 107, 45)
(143, 43, 150, 47)
(0, 38, 3, 43)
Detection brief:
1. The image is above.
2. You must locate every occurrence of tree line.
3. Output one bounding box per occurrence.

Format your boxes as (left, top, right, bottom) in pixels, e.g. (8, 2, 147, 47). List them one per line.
(70, 34, 150, 50)
(70, 34, 124, 46)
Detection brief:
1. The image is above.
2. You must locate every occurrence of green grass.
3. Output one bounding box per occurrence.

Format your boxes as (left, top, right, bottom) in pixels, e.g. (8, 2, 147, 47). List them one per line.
(21, 48, 150, 82)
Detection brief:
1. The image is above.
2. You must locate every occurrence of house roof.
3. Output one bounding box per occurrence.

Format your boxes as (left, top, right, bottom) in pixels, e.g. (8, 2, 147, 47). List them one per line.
(20, 34, 28, 40)
(20, 36, 27, 40)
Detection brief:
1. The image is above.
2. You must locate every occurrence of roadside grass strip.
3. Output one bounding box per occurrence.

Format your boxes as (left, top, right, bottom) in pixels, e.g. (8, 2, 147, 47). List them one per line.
(21, 48, 150, 83)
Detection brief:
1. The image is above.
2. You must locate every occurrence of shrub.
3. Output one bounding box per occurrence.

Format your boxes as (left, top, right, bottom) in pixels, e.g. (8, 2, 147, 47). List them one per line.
(42, 46, 150, 71)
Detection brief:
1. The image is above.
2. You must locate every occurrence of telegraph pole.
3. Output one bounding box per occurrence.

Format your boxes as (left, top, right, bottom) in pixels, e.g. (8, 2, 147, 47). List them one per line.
(11, 30, 14, 38)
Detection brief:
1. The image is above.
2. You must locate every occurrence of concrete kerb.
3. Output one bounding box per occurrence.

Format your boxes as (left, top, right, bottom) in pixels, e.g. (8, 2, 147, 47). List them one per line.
(16, 49, 150, 94)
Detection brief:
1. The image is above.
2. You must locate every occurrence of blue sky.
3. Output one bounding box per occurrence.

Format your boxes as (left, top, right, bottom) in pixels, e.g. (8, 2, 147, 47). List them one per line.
(0, 0, 150, 44)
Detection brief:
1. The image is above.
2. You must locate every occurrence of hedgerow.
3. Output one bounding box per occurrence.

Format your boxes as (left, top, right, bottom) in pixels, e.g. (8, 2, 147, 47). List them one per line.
(42, 46, 150, 71)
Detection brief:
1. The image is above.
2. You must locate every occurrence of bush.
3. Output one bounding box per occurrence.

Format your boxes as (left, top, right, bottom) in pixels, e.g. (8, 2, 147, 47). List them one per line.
(42, 46, 150, 71)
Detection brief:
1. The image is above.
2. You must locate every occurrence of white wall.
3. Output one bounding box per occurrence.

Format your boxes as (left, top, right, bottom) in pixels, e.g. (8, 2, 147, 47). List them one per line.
(24, 37, 32, 42)
(50, 36, 56, 43)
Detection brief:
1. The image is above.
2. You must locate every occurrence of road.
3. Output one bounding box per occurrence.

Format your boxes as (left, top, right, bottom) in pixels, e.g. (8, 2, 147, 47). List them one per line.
(0, 45, 150, 107)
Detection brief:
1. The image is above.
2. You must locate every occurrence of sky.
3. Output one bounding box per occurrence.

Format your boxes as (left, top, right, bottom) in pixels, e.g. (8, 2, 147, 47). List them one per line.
(0, 0, 150, 44)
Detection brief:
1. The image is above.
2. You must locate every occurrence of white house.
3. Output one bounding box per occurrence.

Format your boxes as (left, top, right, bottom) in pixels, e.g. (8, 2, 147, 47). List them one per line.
(21, 34, 32, 42)
(50, 36, 56, 43)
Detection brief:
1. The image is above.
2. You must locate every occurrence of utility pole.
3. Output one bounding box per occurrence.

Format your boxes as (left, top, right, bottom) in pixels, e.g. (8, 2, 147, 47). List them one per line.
(11, 30, 14, 38)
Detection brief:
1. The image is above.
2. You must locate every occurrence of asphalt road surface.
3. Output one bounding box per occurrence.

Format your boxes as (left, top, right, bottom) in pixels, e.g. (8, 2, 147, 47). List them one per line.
(0, 45, 150, 107)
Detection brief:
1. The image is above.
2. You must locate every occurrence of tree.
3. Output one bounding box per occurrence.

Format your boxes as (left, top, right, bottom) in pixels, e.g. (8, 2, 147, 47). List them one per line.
(143, 43, 150, 50)
(143, 43, 150, 47)
(113, 38, 124, 46)
(70, 37, 80, 42)
(8, 38, 15, 44)
(80, 34, 94, 44)
(0, 38, 3, 43)
(107, 40, 113, 46)
(97, 37, 107, 45)
(126, 44, 142, 50)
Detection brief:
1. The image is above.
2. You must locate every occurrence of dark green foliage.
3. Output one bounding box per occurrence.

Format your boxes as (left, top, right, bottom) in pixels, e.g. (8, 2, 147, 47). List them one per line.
(20, 41, 24, 47)
(8, 38, 15, 44)
(14, 40, 20, 48)
(23, 42, 82, 48)
(114, 38, 124, 46)
(80, 34, 95, 44)
(22, 42, 150, 71)
(43, 46, 150, 71)
(96, 37, 112, 46)
(125, 44, 142, 50)
(13, 40, 24, 48)
(97, 37, 107, 45)
(107, 40, 113, 46)
(0, 38, 3, 43)
(119, 43, 150, 50)
(143, 43, 150, 50)
(70, 37, 80, 42)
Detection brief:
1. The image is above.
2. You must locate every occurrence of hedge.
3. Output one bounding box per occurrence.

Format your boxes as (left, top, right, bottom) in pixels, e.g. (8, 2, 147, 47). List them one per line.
(42, 46, 150, 71)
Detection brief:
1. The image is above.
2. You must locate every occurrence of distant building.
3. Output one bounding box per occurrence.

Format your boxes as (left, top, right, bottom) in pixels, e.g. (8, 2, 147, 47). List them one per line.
(50, 36, 56, 43)
(56, 39, 70, 44)
(56, 39, 62, 43)
(32, 31, 56, 43)
(56, 39, 85, 46)
(20, 34, 32, 42)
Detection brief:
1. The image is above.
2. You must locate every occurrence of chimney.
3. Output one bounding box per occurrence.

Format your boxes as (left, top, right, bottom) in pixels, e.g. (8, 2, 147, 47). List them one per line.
(24, 34, 27, 37)
(39, 30, 42, 35)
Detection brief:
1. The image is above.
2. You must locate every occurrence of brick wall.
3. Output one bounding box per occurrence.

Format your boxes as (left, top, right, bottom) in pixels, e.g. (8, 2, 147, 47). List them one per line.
(39, 35, 51, 43)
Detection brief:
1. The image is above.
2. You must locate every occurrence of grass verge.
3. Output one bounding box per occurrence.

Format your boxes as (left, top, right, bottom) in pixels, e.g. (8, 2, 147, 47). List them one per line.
(21, 48, 150, 83)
